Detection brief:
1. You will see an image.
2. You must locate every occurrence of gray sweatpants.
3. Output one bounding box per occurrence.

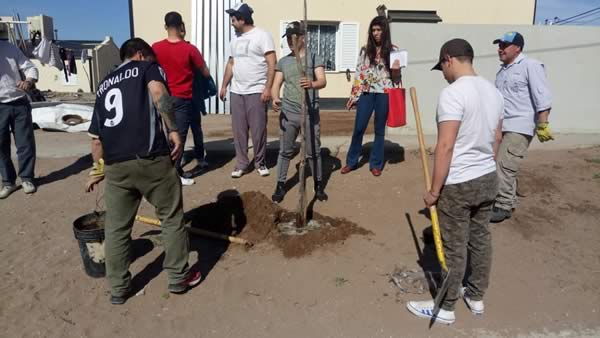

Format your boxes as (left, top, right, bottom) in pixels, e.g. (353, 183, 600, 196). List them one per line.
(230, 93, 267, 171)
(495, 132, 532, 211)
(276, 112, 322, 182)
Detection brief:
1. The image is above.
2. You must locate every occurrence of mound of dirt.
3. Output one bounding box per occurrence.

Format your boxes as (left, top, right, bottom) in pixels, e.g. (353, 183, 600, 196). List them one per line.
(238, 191, 284, 243)
(273, 211, 372, 258)
(184, 191, 371, 258)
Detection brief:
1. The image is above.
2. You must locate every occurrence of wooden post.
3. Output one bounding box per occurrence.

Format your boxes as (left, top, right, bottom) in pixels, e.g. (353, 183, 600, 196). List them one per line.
(293, 0, 309, 228)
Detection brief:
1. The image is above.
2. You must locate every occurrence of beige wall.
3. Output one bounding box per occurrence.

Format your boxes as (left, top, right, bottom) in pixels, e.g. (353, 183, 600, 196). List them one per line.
(132, 0, 535, 99)
(131, 0, 191, 44)
(249, 0, 534, 98)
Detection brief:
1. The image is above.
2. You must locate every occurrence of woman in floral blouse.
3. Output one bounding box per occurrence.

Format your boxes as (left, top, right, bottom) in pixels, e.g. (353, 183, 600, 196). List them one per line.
(342, 16, 401, 177)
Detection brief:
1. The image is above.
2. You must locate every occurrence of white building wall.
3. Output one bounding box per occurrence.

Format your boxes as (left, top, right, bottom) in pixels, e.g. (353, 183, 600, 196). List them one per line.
(390, 23, 600, 134)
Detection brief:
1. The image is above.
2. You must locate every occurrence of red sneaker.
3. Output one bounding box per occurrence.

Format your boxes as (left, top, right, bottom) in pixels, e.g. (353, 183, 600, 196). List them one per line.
(168, 270, 202, 294)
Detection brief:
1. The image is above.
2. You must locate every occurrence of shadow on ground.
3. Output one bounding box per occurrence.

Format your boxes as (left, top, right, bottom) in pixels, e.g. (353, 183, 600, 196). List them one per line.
(356, 140, 405, 170)
(405, 212, 442, 297)
(133, 190, 245, 291)
(37, 154, 92, 187)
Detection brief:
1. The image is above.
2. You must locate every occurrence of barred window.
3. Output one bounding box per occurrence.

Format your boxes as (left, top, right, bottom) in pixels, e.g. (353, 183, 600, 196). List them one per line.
(307, 24, 337, 71)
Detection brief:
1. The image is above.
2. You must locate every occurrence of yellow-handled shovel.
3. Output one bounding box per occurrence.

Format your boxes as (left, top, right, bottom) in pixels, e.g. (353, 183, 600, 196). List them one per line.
(409, 87, 451, 327)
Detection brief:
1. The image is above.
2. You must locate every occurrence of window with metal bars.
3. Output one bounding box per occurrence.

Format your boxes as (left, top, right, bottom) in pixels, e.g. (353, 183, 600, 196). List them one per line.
(306, 23, 337, 71)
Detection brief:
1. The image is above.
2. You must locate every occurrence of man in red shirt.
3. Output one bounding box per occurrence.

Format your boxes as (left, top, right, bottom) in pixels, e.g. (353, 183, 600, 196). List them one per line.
(153, 11, 210, 186)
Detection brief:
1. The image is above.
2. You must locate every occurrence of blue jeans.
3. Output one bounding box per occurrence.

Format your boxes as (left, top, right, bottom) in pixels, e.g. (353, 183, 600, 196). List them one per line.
(0, 98, 36, 185)
(173, 97, 205, 169)
(346, 92, 388, 170)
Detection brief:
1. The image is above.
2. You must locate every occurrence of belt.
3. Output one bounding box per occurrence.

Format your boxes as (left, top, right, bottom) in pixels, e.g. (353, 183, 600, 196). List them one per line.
(136, 151, 169, 160)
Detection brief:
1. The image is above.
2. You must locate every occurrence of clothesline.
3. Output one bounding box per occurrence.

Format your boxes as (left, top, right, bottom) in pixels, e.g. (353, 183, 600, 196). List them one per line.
(32, 37, 88, 83)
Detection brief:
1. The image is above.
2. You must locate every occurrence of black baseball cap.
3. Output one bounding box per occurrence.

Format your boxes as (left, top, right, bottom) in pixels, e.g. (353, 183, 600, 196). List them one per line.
(493, 31, 525, 49)
(226, 3, 254, 21)
(282, 21, 304, 38)
(165, 11, 184, 28)
(431, 38, 474, 71)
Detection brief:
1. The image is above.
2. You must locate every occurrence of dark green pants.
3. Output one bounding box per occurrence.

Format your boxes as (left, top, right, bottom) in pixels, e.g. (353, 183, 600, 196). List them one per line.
(104, 155, 189, 297)
(437, 171, 498, 311)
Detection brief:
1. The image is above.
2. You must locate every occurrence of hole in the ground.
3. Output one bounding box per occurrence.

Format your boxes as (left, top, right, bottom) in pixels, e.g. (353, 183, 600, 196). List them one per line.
(184, 190, 372, 258)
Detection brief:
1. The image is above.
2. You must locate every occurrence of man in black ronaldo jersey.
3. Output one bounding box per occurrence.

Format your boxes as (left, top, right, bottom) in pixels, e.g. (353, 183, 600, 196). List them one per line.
(86, 38, 200, 305)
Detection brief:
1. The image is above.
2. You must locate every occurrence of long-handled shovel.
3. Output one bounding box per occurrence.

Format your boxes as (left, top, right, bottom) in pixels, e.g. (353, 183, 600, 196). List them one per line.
(135, 215, 254, 248)
(409, 87, 451, 327)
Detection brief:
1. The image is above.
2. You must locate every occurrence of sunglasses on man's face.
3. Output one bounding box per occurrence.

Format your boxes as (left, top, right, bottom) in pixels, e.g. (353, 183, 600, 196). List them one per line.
(498, 42, 512, 50)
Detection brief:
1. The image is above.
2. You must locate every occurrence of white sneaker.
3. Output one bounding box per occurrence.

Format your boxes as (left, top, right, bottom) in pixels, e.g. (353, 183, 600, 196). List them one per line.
(257, 166, 270, 177)
(460, 287, 484, 315)
(180, 176, 195, 186)
(231, 169, 244, 178)
(406, 300, 456, 325)
(0, 185, 18, 199)
(22, 181, 37, 194)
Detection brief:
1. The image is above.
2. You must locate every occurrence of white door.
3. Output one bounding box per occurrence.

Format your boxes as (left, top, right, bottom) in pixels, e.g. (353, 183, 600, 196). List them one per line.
(191, 0, 236, 114)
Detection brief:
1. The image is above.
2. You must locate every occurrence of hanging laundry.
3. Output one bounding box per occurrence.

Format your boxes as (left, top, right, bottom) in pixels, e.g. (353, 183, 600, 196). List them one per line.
(49, 43, 63, 71)
(69, 51, 77, 75)
(81, 49, 88, 64)
(59, 48, 69, 81)
(32, 37, 52, 64)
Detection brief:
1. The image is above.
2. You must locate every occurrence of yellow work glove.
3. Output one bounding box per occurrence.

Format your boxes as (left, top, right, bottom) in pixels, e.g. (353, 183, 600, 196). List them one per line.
(536, 122, 554, 142)
(85, 158, 105, 192)
(89, 158, 105, 177)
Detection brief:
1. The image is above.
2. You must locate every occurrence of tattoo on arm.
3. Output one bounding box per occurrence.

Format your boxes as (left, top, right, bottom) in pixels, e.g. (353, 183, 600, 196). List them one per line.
(157, 94, 178, 131)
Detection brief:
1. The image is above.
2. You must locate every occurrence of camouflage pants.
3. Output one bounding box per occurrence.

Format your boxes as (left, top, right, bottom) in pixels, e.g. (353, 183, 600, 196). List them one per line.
(437, 171, 498, 311)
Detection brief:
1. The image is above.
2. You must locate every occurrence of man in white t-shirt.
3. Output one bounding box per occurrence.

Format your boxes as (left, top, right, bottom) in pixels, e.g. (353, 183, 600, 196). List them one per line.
(406, 39, 504, 325)
(220, 3, 276, 178)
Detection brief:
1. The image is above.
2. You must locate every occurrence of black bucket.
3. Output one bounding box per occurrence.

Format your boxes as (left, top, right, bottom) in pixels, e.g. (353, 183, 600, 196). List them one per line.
(73, 211, 106, 278)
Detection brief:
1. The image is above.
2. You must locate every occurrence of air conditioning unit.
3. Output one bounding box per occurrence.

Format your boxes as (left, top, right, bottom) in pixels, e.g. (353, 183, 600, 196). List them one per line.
(27, 15, 54, 40)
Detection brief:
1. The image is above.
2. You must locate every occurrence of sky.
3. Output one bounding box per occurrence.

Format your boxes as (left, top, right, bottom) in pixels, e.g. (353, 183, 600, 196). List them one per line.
(534, 0, 600, 25)
(2, 0, 130, 46)
(1, 0, 599, 47)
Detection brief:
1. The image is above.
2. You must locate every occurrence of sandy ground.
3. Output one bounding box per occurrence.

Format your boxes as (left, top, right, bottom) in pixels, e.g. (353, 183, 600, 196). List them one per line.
(1, 130, 600, 337)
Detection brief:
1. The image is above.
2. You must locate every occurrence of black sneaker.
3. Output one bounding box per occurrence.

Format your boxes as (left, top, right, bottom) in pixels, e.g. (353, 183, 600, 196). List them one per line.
(271, 182, 286, 203)
(490, 207, 512, 223)
(110, 295, 127, 305)
(182, 165, 204, 179)
(110, 288, 131, 305)
(168, 270, 202, 294)
(315, 181, 328, 201)
(197, 158, 209, 169)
